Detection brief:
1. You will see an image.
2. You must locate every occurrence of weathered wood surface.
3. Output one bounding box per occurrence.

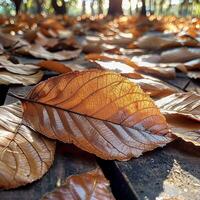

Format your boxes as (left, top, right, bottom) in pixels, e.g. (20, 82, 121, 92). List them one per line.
(0, 57, 200, 200)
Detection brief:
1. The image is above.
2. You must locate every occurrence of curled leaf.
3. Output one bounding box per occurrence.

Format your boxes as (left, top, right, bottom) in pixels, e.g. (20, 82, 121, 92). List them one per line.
(0, 56, 40, 75)
(184, 58, 200, 70)
(17, 44, 81, 61)
(156, 93, 200, 146)
(130, 76, 179, 98)
(0, 70, 43, 86)
(0, 103, 56, 189)
(41, 168, 115, 200)
(160, 48, 200, 63)
(156, 92, 200, 122)
(21, 70, 172, 160)
(86, 54, 176, 79)
(165, 114, 200, 146)
(137, 34, 180, 50)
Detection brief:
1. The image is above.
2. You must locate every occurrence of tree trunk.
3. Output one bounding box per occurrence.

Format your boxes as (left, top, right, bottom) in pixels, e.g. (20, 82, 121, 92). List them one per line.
(98, 0, 103, 14)
(159, 0, 165, 14)
(108, 0, 123, 16)
(129, 0, 132, 15)
(166, 0, 172, 13)
(141, 0, 146, 15)
(51, 0, 67, 15)
(82, 0, 86, 15)
(91, 0, 95, 15)
(36, 0, 43, 13)
(153, 0, 157, 14)
(12, 0, 22, 14)
(136, 1, 139, 13)
(149, 0, 152, 14)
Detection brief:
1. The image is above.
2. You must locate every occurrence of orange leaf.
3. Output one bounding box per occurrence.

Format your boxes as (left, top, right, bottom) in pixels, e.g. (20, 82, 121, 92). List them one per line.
(37, 60, 72, 74)
(20, 70, 172, 161)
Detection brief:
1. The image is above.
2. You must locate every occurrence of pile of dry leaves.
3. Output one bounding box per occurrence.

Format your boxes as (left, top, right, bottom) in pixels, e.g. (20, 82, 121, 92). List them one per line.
(0, 14, 199, 199)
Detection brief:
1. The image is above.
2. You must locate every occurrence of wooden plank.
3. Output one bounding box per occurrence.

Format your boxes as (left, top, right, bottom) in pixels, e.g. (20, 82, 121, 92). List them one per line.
(165, 73, 190, 90)
(1, 66, 199, 200)
(102, 74, 200, 200)
(0, 86, 99, 200)
(106, 140, 200, 200)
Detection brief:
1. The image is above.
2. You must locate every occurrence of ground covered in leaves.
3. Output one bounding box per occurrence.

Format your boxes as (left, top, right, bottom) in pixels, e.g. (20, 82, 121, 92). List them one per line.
(0, 13, 199, 199)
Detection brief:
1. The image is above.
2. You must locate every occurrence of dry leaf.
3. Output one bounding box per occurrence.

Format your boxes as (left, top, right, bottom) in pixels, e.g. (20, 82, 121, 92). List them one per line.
(156, 93, 200, 146)
(0, 103, 56, 189)
(187, 71, 200, 79)
(132, 55, 187, 73)
(160, 48, 200, 63)
(165, 114, 200, 146)
(156, 92, 200, 122)
(184, 58, 200, 70)
(41, 168, 115, 200)
(37, 60, 73, 74)
(17, 44, 81, 61)
(20, 70, 172, 161)
(0, 70, 43, 85)
(137, 34, 180, 50)
(0, 31, 28, 49)
(129, 75, 179, 98)
(0, 56, 40, 75)
(87, 54, 176, 79)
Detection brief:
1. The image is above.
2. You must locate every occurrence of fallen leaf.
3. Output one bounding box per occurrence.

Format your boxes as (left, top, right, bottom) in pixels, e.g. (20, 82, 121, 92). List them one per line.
(156, 93, 200, 146)
(37, 60, 73, 74)
(129, 75, 179, 98)
(0, 103, 55, 189)
(16, 44, 82, 61)
(137, 34, 180, 50)
(0, 70, 43, 85)
(0, 56, 40, 75)
(132, 55, 187, 73)
(160, 48, 200, 63)
(94, 59, 176, 79)
(184, 58, 200, 70)
(165, 114, 200, 146)
(20, 70, 172, 161)
(156, 92, 200, 122)
(41, 168, 115, 200)
(187, 71, 200, 79)
(0, 31, 28, 49)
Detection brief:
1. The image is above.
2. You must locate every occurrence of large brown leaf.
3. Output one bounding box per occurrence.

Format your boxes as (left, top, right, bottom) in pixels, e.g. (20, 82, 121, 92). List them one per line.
(0, 103, 55, 189)
(156, 92, 200, 122)
(0, 70, 43, 85)
(41, 168, 115, 200)
(20, 70, 172, 161)
(16, 44, 81, 61)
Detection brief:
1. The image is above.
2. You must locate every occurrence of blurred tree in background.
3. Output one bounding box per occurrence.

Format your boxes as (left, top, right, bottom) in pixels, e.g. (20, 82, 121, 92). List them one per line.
(0, 0, 199, 16)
